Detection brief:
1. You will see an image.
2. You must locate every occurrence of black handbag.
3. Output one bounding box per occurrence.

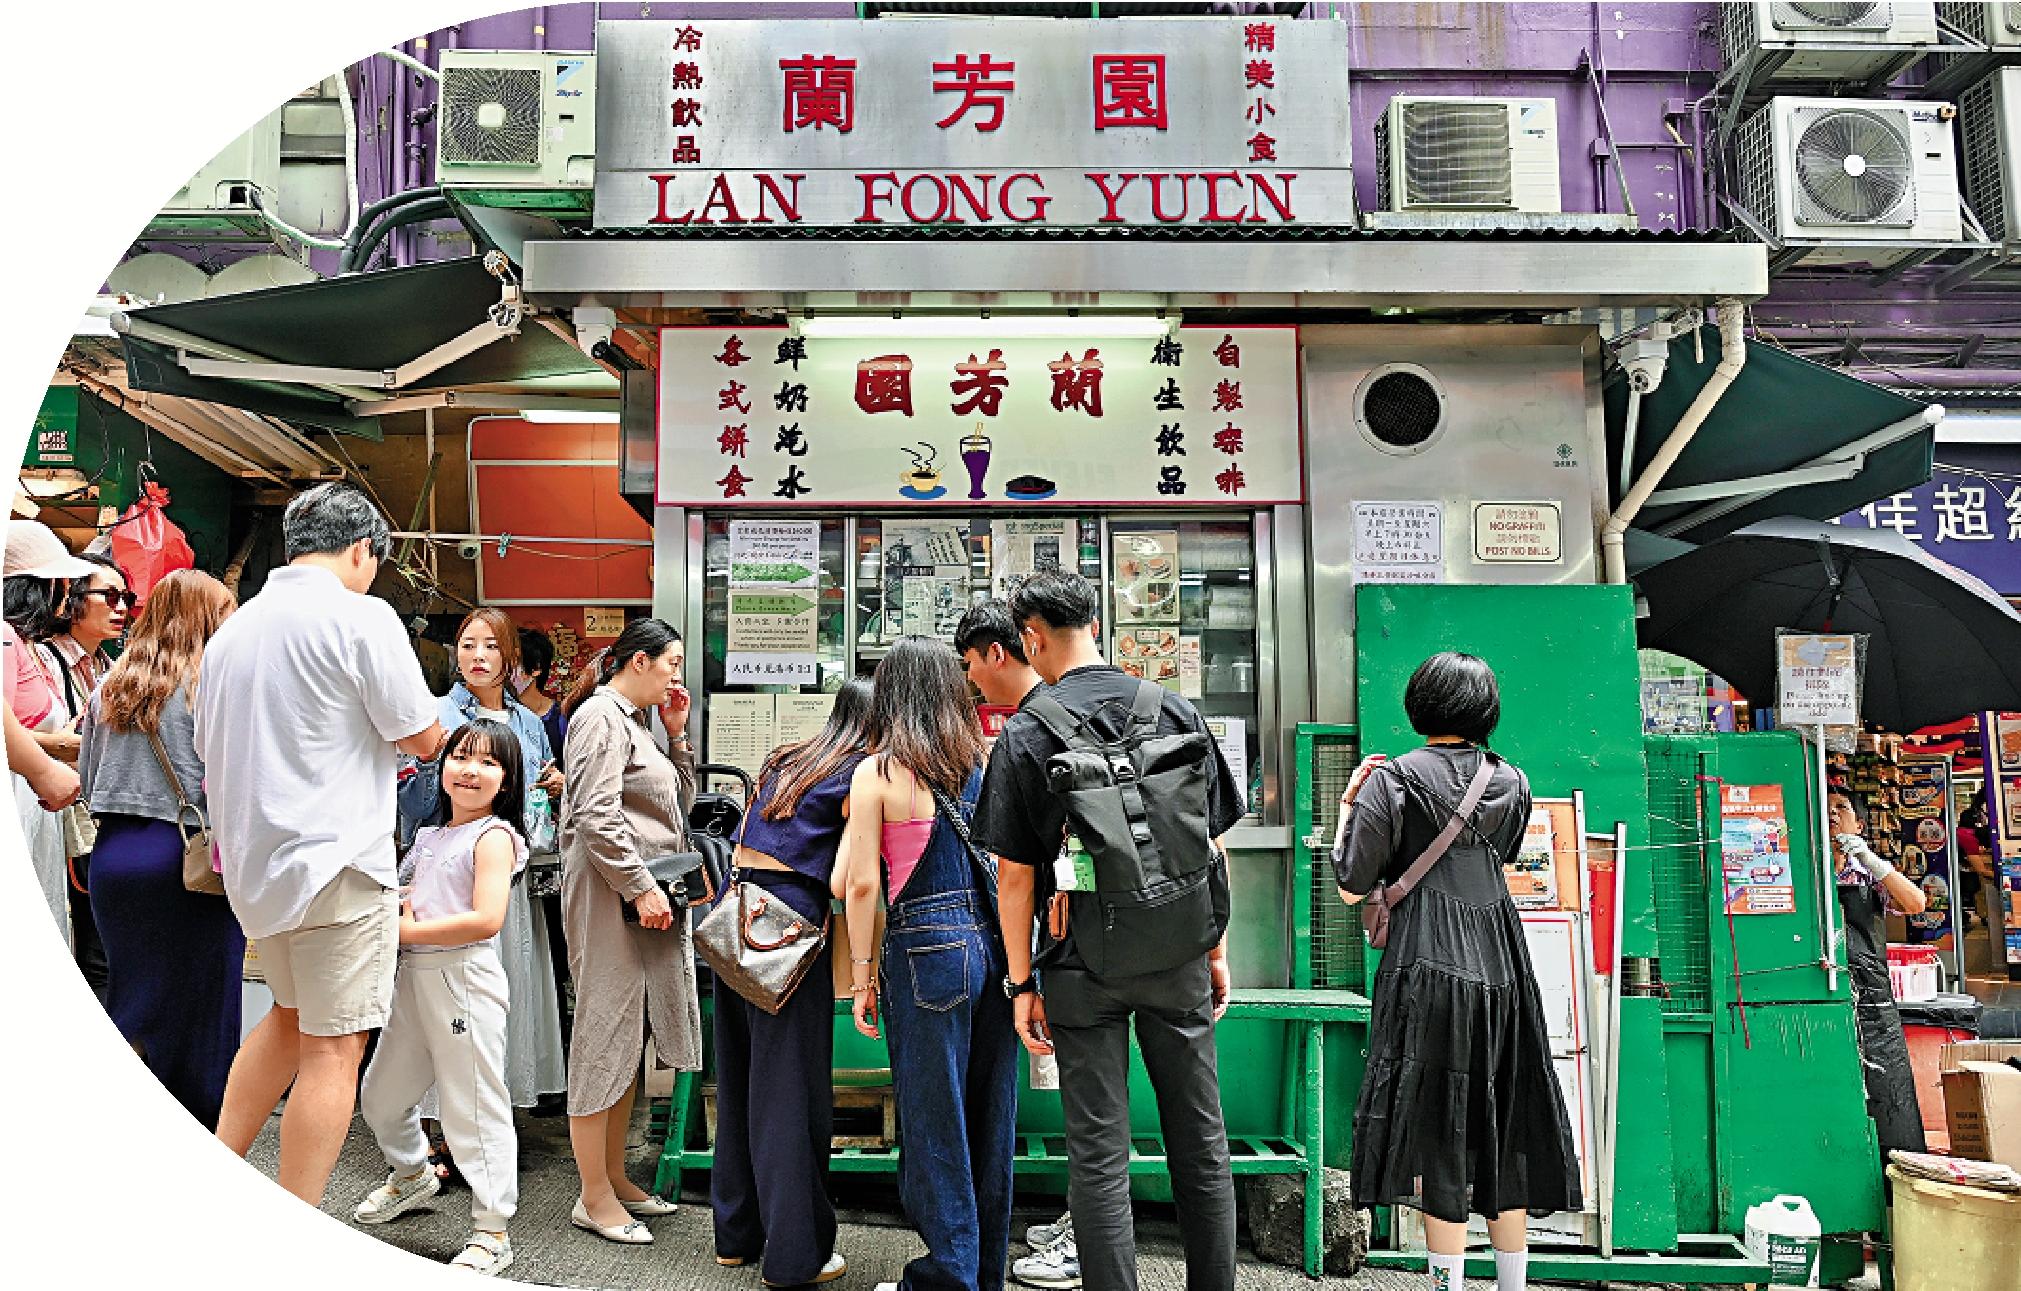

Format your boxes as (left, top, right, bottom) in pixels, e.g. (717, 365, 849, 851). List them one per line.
(687, 762, 754, 909)
(621, 851, 716, 922)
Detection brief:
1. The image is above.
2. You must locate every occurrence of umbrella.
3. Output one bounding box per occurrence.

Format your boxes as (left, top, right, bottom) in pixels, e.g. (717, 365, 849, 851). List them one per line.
(1635, 516, 2021, 732)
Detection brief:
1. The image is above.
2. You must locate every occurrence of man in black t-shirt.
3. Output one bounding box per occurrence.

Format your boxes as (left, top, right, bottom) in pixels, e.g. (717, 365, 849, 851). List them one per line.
(973, 572, 1240, 1291)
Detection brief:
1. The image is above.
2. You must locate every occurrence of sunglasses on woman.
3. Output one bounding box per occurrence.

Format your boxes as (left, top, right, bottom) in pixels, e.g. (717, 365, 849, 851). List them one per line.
(85, 587, 136, 611)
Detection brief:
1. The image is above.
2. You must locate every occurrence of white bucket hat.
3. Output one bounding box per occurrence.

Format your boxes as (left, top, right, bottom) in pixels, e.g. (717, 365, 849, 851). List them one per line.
(4, 520, 98, 580)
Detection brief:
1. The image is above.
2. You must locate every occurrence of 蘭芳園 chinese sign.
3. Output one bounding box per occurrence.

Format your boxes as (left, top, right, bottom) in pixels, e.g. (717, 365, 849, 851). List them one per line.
(659, 326, 1298, 507)
(594, 18, 1351, 229)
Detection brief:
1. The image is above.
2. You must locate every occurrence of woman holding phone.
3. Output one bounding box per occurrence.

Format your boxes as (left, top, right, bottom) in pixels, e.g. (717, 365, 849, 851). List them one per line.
(558, 618, 700, 1244)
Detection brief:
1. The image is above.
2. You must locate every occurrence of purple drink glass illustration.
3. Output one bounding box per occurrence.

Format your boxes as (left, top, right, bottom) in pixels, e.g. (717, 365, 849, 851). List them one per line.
(961, 423, 992, 500)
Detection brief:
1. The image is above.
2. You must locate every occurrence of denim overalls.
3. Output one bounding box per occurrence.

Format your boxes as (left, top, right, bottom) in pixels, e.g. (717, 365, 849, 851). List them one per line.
(880, 768, 1019, 1291)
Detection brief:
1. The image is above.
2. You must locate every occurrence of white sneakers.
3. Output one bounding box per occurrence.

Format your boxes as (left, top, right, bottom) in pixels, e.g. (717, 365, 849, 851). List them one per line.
(766, 1250, 847, 1287)
(354, 1168, 441, 1225)
(1025, 1212, 1074, 1251)
(450, 1231, 513, 1276)
(1012, 1240, 1083, 1289)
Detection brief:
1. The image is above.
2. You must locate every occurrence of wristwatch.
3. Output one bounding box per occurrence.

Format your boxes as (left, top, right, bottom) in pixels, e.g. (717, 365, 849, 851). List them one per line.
(1003, 974, 1039, 1000)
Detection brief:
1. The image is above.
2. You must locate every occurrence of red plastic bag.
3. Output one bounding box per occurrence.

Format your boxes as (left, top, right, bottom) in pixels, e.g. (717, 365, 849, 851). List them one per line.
(110, 483, 195, 605)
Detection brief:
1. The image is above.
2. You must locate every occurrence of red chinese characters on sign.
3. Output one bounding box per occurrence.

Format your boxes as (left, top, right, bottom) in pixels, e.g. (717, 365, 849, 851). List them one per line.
(673, 25, 703, 53)
(718, 424, 749, 457)
(714, 335, 751, 367)
(1245, 24, 1275, 53)
(718, 380, 751, 414)
(933, 55, 1016, 132)
(780, 55, 857, 133)
(1212, 379, 1243, 412)
(1048, 349, 1105, 417)
(1247, 132, 1276, 163)
(1093, 56, 1167, 130)
(1245, 60, 1275, 90)
(1216, 463, 1247, 495)
(671, 98, 703, 128)
(950, 350, 1010, 416)
(672, 135, 702, 165)
(718, 465, 753, 498)
(672, 62, 703, 91)
(1213, 424, 1245, 455)
(855, 355, 915, 416)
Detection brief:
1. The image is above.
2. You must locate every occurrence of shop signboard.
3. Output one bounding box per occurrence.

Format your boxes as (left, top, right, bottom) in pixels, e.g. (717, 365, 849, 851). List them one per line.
(1838, 451, 2021, 596)
(659, 325, 1299, 507)
(595, 18, 1351, 229)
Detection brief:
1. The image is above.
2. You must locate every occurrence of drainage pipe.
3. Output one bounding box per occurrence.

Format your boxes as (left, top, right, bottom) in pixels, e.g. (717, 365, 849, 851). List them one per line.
(1600, 300, 1747, 584)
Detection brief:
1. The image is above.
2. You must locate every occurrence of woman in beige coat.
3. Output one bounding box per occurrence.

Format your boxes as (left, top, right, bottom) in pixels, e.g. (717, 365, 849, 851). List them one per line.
(558, 618, 701, 1244)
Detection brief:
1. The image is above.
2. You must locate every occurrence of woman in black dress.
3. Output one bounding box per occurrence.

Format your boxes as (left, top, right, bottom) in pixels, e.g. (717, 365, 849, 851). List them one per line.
(1332, 653, 1580, 1291)
(1829, 787, 1928, 1159)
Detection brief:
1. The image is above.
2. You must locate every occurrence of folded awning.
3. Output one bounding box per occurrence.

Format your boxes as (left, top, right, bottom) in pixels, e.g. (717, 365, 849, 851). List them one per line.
(115, 257, 612, 440)
(1606, 332, 1939, 548)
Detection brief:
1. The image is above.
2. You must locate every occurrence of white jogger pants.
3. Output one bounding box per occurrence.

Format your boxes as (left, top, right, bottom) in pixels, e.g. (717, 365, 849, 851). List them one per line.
(359, 943, 518, 1229)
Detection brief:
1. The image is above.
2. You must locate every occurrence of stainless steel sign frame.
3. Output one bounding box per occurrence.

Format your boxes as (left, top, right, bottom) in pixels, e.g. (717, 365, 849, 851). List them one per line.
(593, 18, 1352, 229)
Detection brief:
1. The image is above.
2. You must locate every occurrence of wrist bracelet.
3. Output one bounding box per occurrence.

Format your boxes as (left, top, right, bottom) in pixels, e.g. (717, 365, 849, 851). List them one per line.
(851, 957, 874, 965)
(851, 984, 873, 993)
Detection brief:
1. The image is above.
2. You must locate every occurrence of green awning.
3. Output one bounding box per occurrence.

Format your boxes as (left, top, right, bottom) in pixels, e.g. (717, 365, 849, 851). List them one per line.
(118, 257, 606, 439)
(1605, 331, 1936, 546)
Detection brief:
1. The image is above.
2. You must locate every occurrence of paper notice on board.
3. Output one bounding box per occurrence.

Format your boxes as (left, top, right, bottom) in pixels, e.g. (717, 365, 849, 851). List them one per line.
(1353, 501, 1443, 583)
(775, 693, 837, 746)
(727, 590, 820, 655)
(1205, 718, 1247, 809)
(884, 523, 969, 642)
(729, 520, 821, 589)
(991, 518, 1071, 598)
(707, 694, 776, 788)
(725, 654, 818, 686)
(1776, 633, 1859, 729)
(899, 575, 969, 639)
(1179, 634, 1203, 699)
(1506, 806, 1560, 908)
(1720, 784, 1795, 915)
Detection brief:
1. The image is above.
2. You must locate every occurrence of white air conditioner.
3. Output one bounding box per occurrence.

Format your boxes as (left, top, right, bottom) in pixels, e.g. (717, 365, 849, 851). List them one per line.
(160, 107, 283, 216)
(436, 50, 596, 210)
(1733, 96, 1962, 253)
(1939, 2, 2021, 48)
(1374, 96, 1561, 213)
(1722, 2, 1939, 83)
(1958, 67, 2021, 239)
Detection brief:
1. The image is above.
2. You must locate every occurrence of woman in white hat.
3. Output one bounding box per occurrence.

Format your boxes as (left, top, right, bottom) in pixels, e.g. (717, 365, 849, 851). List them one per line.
(3, 520, 105, 943)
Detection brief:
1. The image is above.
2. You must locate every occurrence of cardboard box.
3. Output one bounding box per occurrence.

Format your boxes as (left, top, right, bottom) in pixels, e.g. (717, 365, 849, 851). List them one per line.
(1942, 1061, 2021, 1172)
(1941, 1041, 2021, 1074)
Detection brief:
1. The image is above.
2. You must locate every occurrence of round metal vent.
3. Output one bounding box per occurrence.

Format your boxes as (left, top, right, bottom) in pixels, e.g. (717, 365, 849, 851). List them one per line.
(1354, 364, 1449, 455)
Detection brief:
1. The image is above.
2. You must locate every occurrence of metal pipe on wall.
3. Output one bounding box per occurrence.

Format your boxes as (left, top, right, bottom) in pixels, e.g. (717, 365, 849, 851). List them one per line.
(1600, 300, 1746, 584)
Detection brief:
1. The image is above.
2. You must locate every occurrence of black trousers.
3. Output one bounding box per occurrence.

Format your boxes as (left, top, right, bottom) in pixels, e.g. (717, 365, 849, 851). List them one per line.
(710, 873, 837, 1286)
(1047, 956, 1237, 1291)
(70, 853, 109, 1005)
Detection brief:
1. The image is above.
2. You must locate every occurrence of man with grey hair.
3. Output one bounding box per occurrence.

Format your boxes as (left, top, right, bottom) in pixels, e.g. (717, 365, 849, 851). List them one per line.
(195, 482, 448, 1205)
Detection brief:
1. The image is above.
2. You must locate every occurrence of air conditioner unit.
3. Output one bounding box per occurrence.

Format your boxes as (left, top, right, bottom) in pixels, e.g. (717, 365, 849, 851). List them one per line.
(1958, 67, 2021, 239)
(153, 106, 284, 231)
(1722, 2, 1940, 84)
(1939, 2, 2021, 48)
(436, 50, 596, 212)
(1733, 96, 1962, 256)
(1373, 97, 1561, 213)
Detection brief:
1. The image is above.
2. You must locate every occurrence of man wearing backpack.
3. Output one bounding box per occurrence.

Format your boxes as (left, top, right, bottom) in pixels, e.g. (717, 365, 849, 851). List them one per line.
(974, 571, 1243, 1291)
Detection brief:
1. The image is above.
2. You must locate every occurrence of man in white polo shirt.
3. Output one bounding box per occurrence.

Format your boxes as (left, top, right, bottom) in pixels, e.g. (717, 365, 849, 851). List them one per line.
(196, 482, 446, 1205)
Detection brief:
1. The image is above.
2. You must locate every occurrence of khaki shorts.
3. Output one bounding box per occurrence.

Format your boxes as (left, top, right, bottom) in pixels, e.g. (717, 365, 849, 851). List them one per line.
(261, 867, 398, 1037)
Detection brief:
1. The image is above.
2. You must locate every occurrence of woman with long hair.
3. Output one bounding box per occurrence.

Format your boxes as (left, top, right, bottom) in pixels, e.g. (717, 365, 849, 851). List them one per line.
(77, 569, 242, 1128)
(1333, 652, 1580, 1291)
(558, 618, 700, 1243)
(712, 677, 874, 1286)
(837, 637, 1016, 1291)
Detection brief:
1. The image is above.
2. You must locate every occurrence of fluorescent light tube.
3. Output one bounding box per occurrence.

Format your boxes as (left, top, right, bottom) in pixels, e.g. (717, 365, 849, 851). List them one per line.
(798, 315, 1170, 340)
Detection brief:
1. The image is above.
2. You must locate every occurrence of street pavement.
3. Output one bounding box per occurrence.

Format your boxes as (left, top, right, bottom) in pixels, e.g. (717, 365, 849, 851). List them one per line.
(248, 1103, 1877, 1290)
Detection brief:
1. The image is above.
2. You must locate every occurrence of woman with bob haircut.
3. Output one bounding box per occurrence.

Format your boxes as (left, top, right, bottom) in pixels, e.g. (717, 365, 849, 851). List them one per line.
(78, 569, 241, 1128)
(836, 636, 1016, 1291)
(711, 676, 875, 1286)
(1330, 651, 1579, 1291)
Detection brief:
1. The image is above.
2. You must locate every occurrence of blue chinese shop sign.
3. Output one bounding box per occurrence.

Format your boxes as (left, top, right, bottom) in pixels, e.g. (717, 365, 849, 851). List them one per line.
(1838, 446, 2021, 595)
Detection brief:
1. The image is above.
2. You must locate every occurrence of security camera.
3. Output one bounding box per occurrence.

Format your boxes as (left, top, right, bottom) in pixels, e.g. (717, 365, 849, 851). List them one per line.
(573, 305, 616, 358)
(457, 539, 482, 561)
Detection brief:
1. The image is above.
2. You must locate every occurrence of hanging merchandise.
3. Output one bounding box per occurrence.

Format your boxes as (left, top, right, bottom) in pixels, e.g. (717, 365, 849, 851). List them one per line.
(109, 482, 194, 604)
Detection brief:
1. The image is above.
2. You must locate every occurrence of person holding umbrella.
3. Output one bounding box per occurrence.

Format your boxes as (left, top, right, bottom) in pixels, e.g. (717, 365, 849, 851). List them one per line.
(1828, 786, 1927, 1158)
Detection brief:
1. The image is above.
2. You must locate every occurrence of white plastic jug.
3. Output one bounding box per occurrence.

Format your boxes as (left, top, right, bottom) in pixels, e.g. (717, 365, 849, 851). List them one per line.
(1745, 1195, 1823, 1288)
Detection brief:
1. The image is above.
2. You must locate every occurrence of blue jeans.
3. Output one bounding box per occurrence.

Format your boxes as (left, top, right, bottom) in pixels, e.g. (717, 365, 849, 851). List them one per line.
(881, 809, 1018, 1291)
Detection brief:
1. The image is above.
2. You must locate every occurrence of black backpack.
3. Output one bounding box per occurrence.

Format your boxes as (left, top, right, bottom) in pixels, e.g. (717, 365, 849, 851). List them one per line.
(1023, 680, 1229, 978)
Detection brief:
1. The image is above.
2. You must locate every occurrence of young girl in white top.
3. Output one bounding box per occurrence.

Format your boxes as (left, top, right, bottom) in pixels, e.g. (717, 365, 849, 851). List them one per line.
(355, 718, 529, 1276)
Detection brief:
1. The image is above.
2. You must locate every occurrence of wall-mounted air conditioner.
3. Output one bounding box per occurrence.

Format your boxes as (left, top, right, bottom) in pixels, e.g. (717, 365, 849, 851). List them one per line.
(1722, 2, 1940, 84)
(1939, 2, 2021, 48)
(1732, 96, 1962, 252)
(437, 50, 596, 210)
(160, 107, 283, 217)
(1373, 96, 1561, 213)
(1958, 67, 2021, 239)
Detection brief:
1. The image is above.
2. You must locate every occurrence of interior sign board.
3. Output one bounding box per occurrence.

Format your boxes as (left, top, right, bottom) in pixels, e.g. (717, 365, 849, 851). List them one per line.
(594, 18, 1352, 229)
(1473, 501, 1563, 563)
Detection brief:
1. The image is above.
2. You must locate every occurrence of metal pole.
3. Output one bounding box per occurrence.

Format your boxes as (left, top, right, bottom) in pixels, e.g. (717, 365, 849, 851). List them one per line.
(1818, 726, 1840, 993)
(1601, 819, 1626, 1259)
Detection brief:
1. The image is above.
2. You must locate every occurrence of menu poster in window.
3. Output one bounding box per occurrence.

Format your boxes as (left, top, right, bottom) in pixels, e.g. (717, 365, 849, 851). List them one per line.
(1205, 718, 1247, 813)
(991, 518, 1071, 599)
(1720, 783, 1795, 915)
(1353, 502, 1443, 584)
(1117, 627, 1182, 689)
(1507, 806, 1560, 908)
(1114, 531, 1180, 625)
(775, 693, 838, 746)
(707, 693, 777, 795)
(883, 522, 968, 642)
(729, 520, 821, 590)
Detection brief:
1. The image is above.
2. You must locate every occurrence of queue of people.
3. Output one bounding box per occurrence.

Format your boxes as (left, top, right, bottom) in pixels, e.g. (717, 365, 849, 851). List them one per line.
(9, 482, 1584, 1291)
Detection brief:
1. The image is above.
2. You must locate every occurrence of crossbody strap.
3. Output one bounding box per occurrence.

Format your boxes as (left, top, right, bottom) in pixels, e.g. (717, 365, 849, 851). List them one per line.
(1386, 751, 1497, 904)
(144, 726, 208, 835)
(928, 782, 1004, 928)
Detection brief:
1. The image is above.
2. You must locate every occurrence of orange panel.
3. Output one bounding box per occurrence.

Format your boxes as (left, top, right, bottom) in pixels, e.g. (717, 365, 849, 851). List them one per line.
(469, 418, 619, 462)
(475, 465, 602, 602)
